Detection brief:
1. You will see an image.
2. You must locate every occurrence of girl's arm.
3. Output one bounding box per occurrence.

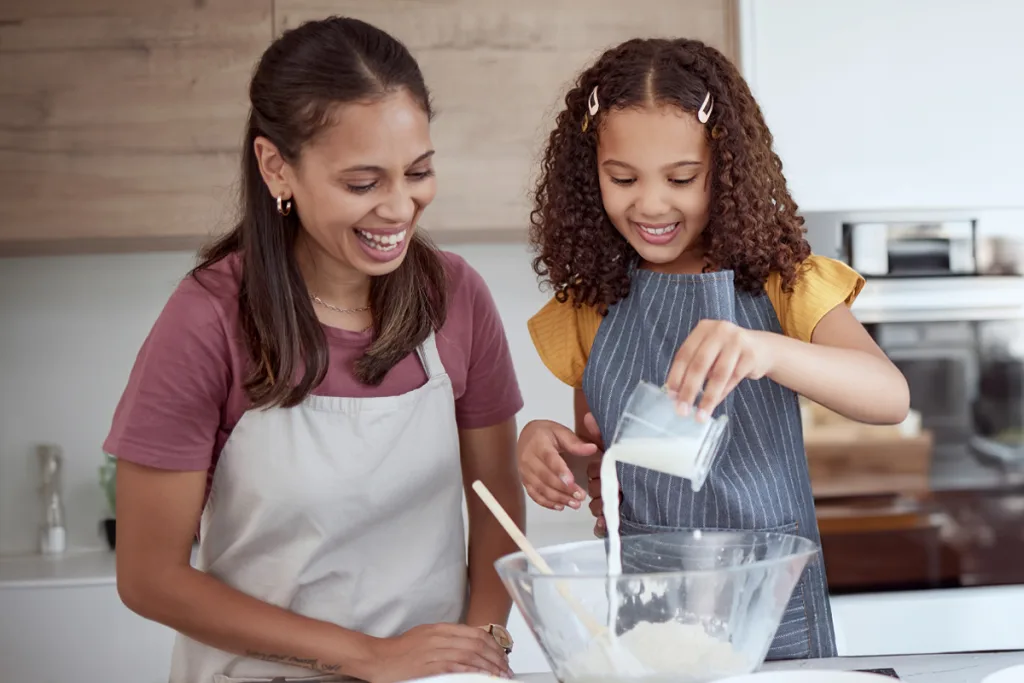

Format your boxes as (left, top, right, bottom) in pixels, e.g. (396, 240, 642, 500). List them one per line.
(460, 418, 524, 628)
(667, 303, 910, 425)
(756, 303, 910, 424)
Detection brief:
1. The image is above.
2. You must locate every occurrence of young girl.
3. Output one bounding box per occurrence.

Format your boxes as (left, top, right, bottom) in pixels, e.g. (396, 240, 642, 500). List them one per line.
(517, 37, 909, 661)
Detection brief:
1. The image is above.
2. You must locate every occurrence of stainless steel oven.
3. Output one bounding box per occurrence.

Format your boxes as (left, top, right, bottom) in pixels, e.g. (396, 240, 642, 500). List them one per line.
(871, 321, 977, 445)
(804, 209, 1024, 596)
(804, 209, 1024, 472)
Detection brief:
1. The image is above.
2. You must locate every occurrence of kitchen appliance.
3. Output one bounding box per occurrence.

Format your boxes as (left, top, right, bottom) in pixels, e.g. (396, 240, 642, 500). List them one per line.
(799, 210, 1024, 596)
(804, 209, 1024, 473)
(844, 220, 977, 278)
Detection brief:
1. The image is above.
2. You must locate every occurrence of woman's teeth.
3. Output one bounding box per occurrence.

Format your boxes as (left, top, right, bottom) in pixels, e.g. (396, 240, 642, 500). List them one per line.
(356, 229, 406, 251)
(636, 222, 678, 236)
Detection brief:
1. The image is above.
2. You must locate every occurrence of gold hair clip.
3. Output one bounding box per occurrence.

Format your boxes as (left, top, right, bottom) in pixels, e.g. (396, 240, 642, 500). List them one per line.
(698, 91, 714, 124)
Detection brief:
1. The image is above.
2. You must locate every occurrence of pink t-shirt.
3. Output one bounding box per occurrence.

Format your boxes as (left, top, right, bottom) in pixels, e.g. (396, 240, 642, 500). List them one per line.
(103, 251, 524, 475)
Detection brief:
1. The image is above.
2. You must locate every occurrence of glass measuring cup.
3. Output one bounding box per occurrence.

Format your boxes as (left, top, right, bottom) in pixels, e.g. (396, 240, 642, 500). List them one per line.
(609, 380, 730, 491)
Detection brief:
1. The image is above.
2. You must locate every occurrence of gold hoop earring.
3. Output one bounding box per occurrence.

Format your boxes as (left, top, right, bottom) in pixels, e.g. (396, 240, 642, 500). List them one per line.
(276, 195, 292, 216)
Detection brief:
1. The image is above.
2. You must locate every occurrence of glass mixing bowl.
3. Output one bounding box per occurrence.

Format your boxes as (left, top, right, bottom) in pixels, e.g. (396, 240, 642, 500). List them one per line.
(495, 530, 818, 683)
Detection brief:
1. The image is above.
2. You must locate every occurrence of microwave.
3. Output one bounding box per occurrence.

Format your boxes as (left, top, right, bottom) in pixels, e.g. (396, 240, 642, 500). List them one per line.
(802, 209, 1024, 281)
(842, 220, 976, 278)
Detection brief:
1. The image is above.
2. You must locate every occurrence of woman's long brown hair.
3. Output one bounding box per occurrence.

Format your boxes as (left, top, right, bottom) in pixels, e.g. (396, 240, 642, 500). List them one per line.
(193, 16, 447, 409)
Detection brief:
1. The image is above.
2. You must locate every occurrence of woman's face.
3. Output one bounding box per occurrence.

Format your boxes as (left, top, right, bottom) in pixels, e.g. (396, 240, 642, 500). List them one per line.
(596, 103, 712, 271)
(258, 89, 436, 277)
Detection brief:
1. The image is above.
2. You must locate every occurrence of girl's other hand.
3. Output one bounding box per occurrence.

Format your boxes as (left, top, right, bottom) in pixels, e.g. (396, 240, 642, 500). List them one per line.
(516, 420, 595, 510)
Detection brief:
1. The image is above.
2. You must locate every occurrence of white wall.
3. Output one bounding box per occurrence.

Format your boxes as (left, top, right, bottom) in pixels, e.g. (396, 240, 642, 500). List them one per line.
(742, 0, 1024, 212)
(0, 244, 592, 555)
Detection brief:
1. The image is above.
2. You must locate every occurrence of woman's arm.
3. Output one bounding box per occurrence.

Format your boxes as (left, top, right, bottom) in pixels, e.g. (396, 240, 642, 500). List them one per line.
(118, 462, 510, 682)
(460, 417, 524, 627)
(115, 461, 376, 679)
(755, 303, 909, 424)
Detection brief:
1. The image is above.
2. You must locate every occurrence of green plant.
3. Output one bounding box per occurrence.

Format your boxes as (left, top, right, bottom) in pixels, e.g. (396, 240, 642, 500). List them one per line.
(98, 452, 116, 517)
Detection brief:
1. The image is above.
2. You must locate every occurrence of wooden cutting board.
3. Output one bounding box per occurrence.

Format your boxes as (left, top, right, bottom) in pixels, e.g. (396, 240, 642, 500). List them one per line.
(802, 400, 934, 498)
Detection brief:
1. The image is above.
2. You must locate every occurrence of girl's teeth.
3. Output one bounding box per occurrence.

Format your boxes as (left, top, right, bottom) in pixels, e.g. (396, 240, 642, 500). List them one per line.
(638, 223, 677, 236)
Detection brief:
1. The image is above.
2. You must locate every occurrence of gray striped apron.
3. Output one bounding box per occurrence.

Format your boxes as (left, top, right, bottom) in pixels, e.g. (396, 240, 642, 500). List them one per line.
(581, 268, 837, 661)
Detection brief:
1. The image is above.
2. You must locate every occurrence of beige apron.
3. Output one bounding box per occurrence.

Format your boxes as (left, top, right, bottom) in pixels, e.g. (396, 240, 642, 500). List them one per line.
(169, 332, 468, 682)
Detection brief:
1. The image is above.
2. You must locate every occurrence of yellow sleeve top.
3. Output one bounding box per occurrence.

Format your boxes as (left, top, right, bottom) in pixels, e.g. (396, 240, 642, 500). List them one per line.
(526, 255, 865, 389)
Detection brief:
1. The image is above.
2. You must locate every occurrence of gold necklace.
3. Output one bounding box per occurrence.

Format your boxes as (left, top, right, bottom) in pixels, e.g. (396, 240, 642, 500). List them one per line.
(310, 294, 370, 314)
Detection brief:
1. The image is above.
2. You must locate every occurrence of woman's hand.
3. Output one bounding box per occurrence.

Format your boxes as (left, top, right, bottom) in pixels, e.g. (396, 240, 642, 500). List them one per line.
(664, 320, 774, 419)
(367, 623, 513, 683)
(517, 420, 596, 510)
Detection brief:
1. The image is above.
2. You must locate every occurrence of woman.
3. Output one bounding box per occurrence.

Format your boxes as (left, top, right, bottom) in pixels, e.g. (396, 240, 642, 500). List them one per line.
(105, 16, 523, 683)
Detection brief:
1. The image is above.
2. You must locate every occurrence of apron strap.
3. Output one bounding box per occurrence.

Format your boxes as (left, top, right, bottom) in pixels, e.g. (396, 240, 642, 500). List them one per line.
(416, 331, 445, 379)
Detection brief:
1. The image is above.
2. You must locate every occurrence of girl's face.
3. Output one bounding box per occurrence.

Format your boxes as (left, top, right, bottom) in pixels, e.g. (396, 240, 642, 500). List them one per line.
(596, 103, 712, 271)
(257, 89, 437, 278)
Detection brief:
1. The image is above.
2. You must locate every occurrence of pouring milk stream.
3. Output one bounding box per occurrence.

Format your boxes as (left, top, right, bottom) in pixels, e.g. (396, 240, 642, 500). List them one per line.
(560, 381, 744, 680)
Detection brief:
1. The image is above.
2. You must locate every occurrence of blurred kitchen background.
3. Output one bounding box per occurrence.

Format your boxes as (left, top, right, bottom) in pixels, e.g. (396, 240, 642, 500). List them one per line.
(2, 0, 1024, 681)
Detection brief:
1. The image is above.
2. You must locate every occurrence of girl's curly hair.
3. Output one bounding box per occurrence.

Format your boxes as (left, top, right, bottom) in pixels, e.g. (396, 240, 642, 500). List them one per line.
(530, 37, 811, 310)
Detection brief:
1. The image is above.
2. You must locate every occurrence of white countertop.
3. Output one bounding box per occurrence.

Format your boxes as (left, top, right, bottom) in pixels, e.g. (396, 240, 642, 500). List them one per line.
(0, 521, 598, 589)
(0, 547, 116, 588)
(519, 650, 1024, 682)
(763, 651, 1024, 681)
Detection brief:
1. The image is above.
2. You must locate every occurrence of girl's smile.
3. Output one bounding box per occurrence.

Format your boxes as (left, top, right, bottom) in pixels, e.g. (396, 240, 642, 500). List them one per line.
(631, 220, 682, 245)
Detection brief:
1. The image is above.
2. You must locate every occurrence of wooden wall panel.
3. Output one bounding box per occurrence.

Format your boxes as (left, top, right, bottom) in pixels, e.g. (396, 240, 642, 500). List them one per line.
(0, 0, 737, 253)
(276, 0, 740, 239)
(0, 0, 272, 253)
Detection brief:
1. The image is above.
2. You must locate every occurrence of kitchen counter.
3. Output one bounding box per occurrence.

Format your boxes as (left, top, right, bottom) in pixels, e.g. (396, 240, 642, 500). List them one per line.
(0, 521, 596, 589)
(0, 547, 116, 588)
(518, 650, 1024, 682)
(930, 448, 1024, 493)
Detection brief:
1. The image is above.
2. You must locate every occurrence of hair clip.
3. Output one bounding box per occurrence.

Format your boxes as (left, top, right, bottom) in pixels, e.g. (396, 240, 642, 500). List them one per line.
(588, 86, 600, 116)
(697, 91, 714, 124)
(581, 86, 600, 133)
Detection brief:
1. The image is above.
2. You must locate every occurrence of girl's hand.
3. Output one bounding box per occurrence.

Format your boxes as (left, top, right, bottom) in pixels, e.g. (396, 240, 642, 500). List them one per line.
(367, 623, 513, 682)
(517, 420, 595, 510)
(664, 320, 775, 420)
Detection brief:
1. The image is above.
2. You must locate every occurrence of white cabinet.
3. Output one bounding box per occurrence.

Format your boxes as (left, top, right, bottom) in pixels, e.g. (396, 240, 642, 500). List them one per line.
(0, 542, 569, 682)
(0, 581, 177, 683)
(0, 580, 552, 682)
(0, 578, 554, 682)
